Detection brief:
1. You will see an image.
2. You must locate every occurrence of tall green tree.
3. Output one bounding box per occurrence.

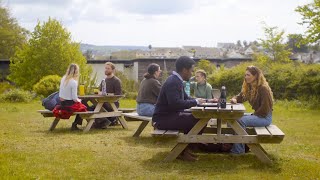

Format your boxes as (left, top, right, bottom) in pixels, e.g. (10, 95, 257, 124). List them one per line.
(9, 18, 90, 90)
(259, 24, 291, 63)
(287, 34, 309, 53)
(296, 0, 320, 44)
(0, 5, 28, 59)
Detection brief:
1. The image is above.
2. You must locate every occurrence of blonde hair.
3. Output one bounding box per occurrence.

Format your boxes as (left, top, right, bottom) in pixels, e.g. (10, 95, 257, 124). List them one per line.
(241, 65, 273, 102)
(64, 63, 80, 86)
(196, 69, 207, 79)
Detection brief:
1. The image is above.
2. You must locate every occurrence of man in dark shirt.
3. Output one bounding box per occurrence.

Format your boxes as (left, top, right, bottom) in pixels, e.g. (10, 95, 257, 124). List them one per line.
(152, 56, 205, 161)
(95, 62, 122, 128)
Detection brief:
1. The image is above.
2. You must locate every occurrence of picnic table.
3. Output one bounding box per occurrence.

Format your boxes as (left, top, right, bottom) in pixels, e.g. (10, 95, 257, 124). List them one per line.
(164, 103, 285, 164)
(38, 94, 127, 132)
(78, 94, 127, 131)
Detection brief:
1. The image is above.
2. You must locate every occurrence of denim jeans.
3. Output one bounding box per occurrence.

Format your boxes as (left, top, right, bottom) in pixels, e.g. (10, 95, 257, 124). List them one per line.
(137, 103, 155, 117)
(231, 112, 272, 154)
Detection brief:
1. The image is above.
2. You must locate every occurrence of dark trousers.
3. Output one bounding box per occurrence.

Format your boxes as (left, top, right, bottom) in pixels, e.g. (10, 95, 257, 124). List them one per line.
(154, 112, 200, 134)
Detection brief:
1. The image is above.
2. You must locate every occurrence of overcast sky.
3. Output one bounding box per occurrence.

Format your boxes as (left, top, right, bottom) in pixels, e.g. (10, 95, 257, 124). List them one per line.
(2, 0, 313, 47)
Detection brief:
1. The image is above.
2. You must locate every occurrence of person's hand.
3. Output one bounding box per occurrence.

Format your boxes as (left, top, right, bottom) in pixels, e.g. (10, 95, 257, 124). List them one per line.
(208, 98, 219, 103)
(230, 98, 237, 104)
(196, 98, 206, 105)
(77, 98, 82, 102)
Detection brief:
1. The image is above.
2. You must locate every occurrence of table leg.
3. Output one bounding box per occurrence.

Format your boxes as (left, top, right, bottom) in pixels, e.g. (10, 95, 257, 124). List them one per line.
(217, 118, 222, 135)
(228, 120, 272, 164)
(133, 121, 150, 137)
(49, 118, 60, 131)
(83, 119, 95, 132)
(164, 118, 208, 162)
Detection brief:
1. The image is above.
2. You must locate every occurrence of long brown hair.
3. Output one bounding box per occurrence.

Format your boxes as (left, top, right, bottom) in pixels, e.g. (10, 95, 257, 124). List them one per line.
(241, 65, 273, 102)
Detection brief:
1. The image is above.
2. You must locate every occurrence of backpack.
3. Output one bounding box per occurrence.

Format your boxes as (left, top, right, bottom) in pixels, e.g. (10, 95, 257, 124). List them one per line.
(42, 91, 60, 111)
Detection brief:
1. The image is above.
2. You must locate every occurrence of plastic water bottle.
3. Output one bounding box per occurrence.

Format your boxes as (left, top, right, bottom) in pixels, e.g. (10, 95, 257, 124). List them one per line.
(101, 79, 107, 96)
(219, 86, 227, 108)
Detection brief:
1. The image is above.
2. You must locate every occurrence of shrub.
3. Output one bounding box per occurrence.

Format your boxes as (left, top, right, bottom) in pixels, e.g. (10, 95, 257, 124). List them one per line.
(207, 60, 320, 101)
(115, 71, 139, 96)
(33, 75, 61, 97)
(0, 89, 33, 102)
(79, 72, 97, 95)
(208, 62, 253, 98)
(0, 81, 15, 94)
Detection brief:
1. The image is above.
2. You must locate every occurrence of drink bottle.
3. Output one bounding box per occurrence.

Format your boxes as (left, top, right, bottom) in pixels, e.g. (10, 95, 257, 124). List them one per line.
(220, 86, 227, 108)
(101, 79, 107, 95)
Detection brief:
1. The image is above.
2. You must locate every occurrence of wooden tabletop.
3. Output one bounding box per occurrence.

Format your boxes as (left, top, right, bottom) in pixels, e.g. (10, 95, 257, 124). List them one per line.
(190, 103, 246, 120)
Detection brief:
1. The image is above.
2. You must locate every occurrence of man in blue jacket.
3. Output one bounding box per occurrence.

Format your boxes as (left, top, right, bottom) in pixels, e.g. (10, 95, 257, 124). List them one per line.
(152, 56, 205, 161)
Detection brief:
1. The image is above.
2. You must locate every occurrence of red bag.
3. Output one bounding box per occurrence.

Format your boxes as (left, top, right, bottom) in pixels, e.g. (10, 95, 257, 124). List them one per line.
(53, 102, 87, 119)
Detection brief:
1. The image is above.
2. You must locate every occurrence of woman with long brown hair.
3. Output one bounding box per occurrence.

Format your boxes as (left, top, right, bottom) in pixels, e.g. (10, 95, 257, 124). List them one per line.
(230, 65, 273, 154)
(136, 63, 162, 117)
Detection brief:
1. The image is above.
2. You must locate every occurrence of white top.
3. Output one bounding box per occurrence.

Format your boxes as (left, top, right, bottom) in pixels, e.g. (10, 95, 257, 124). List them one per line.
(59, 76, 78, 101)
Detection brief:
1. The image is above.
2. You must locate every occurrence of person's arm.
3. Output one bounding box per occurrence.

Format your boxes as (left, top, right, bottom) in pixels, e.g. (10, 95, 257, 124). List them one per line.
(71, 80, 80, 102)
(114, 79, 122, 95)
(254, 86, 273, 117)
(165, 81, 197, 110)
(152, 80, 161, 98)
(230, 92, 246, 104)
(206, 83, 213, 99)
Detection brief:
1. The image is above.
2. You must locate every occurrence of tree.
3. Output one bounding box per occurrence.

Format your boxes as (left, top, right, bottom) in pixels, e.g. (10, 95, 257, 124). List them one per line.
(243, 40, 248, 48)
(236, 40, 242, 47)
(83, 49, 94, 60)
(259, 24, 291, 63)
(9, 18, 90, 90)
(287, 34, 309, 53)
(196, 59, 213, 74)
(296, 0, 320, 44)
(0, 5, 28, 59)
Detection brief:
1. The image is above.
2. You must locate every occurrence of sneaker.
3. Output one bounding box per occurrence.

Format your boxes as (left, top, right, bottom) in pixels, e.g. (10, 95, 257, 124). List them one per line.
(100, 119, 111, 129)
(177, 150, 198, 162)
(185, 148, 199, 158)
(109, 120, 119, 126)
(71, 124, 81, 131)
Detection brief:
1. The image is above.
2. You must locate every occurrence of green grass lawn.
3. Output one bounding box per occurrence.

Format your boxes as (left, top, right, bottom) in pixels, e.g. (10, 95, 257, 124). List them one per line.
(0, 99, 319, 179)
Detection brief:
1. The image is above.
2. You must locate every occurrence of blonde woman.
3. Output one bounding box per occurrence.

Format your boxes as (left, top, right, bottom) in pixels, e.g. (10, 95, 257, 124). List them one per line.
(230, 65, 273, 154)
(58, 63, 86, 130)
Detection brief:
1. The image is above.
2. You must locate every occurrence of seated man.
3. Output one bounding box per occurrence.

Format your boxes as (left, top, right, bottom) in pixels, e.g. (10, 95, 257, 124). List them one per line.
(152, 56, 205, 161)
(94, 62, 122, 128)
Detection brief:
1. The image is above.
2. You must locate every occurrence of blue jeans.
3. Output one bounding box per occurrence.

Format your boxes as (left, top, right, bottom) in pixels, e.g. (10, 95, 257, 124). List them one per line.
(231, 112, 272, 154)
(137, 103, 155, 117)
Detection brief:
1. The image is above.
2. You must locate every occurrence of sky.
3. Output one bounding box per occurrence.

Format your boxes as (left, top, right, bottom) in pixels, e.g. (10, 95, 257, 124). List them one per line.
(2, 0, 313, 47)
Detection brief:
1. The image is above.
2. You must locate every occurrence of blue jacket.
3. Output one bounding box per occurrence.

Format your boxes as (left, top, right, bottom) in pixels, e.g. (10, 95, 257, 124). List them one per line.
(153, 74, 197, 122)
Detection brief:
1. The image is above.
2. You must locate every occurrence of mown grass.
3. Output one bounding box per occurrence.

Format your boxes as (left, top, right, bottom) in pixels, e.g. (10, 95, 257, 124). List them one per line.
(0, 99, 319, 179)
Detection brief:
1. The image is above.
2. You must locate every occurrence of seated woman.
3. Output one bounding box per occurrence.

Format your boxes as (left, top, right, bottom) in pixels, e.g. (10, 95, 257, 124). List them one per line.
(136, 63, 162, 117)
(57, 63, 87, 130)
(230, 65, 273, 154)
(189, 69, 218, 102)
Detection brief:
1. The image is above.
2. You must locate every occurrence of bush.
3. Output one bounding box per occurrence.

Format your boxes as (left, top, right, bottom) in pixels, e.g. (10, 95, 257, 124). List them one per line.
(33, 75, 61, 97)
(0, 89, 33, 102)
(115, 71, 139, 96)
(0, 81, 15, 94)
(208, 62, 253, 98)
(124, 91, 138, 99)
(207, 61, 320, 101)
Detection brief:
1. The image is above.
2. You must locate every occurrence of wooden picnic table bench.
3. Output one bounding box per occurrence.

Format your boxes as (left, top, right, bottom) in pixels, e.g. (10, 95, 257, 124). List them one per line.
(38, 94, 126, 132)
(122, 112, 152, 137)
(164, 104, 285, 165)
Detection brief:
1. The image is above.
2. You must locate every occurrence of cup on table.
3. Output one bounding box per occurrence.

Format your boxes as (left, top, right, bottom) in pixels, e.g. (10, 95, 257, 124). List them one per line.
(93, 88, 99, 94)
(79, 85, 85, 96)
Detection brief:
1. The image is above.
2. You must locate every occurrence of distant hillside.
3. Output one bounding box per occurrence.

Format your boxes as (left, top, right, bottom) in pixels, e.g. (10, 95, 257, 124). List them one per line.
(80, 43, 148, 58)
